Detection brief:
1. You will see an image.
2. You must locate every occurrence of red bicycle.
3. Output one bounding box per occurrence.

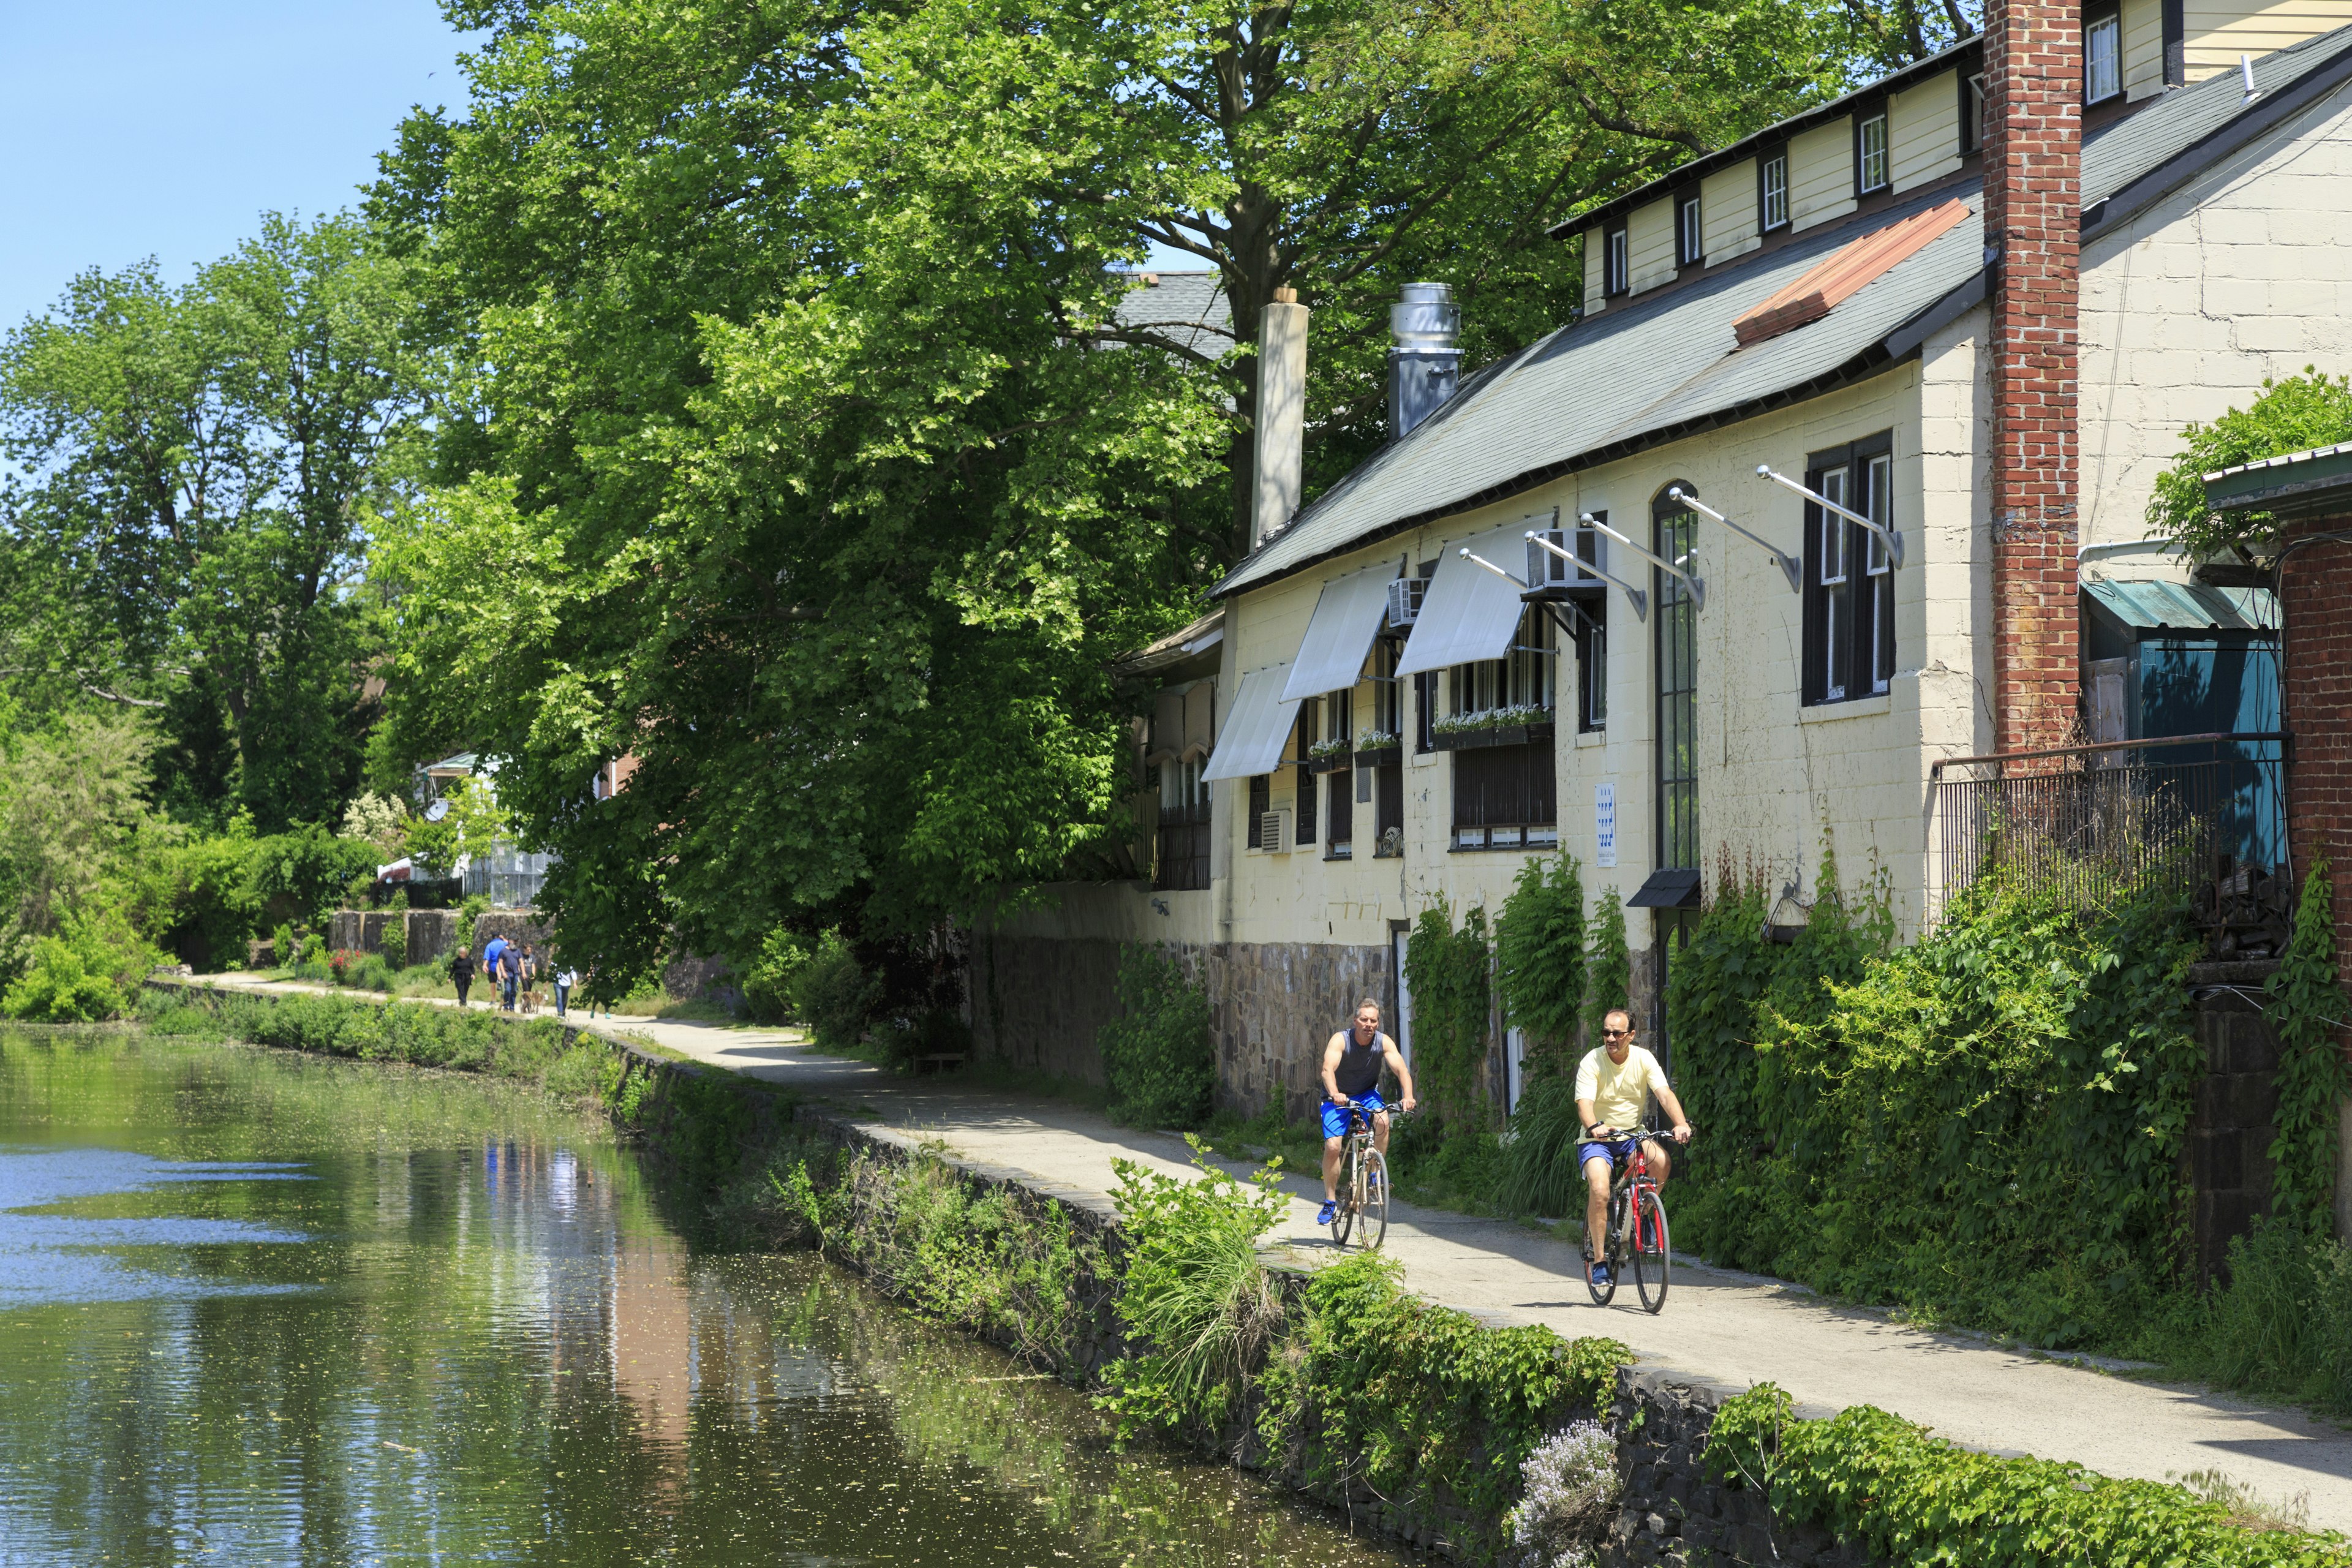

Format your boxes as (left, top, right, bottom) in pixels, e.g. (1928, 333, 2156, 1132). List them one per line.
(1588, 1127, 1674, 1313)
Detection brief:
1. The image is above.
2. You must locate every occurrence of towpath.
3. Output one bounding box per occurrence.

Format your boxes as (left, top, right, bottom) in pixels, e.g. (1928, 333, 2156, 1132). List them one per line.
(190, 973, 2352, 1529)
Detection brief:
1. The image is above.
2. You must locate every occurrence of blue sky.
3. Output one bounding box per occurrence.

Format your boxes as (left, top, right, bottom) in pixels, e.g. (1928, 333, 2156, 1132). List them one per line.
(0, 1, 477, 328)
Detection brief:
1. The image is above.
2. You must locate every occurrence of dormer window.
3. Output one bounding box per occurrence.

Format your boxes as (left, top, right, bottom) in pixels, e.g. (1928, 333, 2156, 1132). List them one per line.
(1759, 151, 1789, 231)
(1604, 224, 1629, 295)
(1856, 111, 1890, 194)
(2085, 8, 2121, 102)
(1677, 195, 1703, 268)
(1962, 73, 1986, 153)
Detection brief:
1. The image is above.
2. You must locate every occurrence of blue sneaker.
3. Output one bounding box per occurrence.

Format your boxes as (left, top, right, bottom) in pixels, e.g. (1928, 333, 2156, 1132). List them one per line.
(1317, 1199, 1338, 1226)
(1590, 1261, 1612, 1289)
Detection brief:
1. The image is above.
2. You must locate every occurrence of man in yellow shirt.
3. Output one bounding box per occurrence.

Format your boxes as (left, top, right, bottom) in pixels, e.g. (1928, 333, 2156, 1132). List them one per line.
(1574, 1006, 1693, 1289)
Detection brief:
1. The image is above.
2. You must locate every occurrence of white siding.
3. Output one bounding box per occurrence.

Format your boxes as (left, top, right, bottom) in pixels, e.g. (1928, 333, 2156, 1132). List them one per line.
(2185, 0, 2352, 80)
(1790, 118, 1856, 232)
(1627, 197, 1677, 293)
(1890, 70, 1962, 192)
(2124, 0, 2166, 100)
(1585, 227, 1606, 313)
(1702, 158, 1762, 264)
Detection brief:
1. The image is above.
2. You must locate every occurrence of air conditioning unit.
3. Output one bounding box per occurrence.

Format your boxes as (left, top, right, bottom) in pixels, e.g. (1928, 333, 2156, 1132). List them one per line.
(1386, 576, 1425, 629)
(1527, 527, 1571, 589)
(1256, 808, 1293, 854)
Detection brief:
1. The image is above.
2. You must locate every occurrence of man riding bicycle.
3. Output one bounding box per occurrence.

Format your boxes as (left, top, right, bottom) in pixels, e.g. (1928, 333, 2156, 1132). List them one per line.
(1576, 1006, 1692, 1289)
(1317, 998, 1418, 1227)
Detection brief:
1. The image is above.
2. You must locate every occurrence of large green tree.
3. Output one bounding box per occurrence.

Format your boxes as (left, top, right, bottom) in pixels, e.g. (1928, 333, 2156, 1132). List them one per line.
(368, 0, 1913, 985)
(0, 213, 427, 829)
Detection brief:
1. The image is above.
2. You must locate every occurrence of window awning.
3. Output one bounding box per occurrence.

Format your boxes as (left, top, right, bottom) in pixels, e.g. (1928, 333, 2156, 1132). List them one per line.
(1203, 665, 1303, 782)
(1627, 868, 1702, 909)
(1281, 564, 1398, 702)
(1395, 522, 1536, 679)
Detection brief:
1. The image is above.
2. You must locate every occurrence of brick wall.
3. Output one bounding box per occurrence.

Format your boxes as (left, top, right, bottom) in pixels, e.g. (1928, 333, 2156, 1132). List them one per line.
(2281, 522, 2352, 988)
(1985, 0, 2083, 753)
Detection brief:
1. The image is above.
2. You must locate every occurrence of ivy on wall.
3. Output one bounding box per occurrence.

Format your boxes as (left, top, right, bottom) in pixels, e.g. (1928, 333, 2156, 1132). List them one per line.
(1581, 889, 1629, 1044)
(2268, 861, 2348, 1234)
(1666, 854, 2201, 1349)
(1495, 851, 1586, 1076)
(1404, 902, 1493, 1130)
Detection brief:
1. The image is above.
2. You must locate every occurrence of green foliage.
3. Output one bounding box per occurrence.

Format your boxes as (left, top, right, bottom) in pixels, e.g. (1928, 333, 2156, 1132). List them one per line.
(769, 1142, 1101, 1370)
(1404, 903, 1492, 1130)
(0, 214, 425, 824)
(1708, 1382, 2352, 1566)
(739, 927, 810, 1023)
(1494, 1072, 1589, 1218)
(270, 922, 296, 968)
(789, 930, 878, 1052)
(1256, 1252, 1630, 1560)
(2268, 861, 2346, 1234)
(1668, 861, 2198, 1348)
(379, 917, 408, 972)
(2, 911, 154, 1022)
(140, 984, 576, 1084)
(1581, 890, 1630, 1045)
(2149, 369, 2352, 559)
(1098, 946, 1216, 1129)
(0, 712, 164, 979)
(1496, 851, 1586, 1072)
(404, 777, 514, 880)
(2160, 1222, 2352, 1413)
(1099, 1142, 1289, 1438)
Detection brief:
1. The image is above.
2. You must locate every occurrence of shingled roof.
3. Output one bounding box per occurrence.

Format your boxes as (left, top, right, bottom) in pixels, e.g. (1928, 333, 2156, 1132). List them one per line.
(1215, 23, 2352, 598)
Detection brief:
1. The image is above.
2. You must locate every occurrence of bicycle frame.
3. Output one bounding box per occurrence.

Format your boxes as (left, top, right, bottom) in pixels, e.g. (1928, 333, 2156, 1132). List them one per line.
(1611, 1139, 1665, 1256)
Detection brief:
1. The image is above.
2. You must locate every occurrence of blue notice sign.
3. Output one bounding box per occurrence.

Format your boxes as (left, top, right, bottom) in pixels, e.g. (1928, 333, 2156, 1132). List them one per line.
(1595, 780, 1616, 868)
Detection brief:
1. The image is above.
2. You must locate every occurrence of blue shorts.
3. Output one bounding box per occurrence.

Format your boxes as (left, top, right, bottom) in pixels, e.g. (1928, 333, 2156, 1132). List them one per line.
(1321, 1091, 1386, 1140)
(1578, 1139, 1635, 1174)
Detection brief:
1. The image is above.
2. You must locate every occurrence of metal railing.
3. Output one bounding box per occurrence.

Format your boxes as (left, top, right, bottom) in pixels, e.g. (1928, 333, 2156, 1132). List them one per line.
(1930, 732, 2287, 916)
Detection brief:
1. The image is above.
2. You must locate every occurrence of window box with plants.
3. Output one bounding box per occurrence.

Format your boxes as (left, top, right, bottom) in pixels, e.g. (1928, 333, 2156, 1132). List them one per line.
(1353, 729, 1403, 769)
(1431, 704, 1555, 751)
(1307, 736, 1354, 773)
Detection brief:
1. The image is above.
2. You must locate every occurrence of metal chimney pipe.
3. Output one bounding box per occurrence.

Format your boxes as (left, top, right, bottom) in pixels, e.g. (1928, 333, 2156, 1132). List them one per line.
(1251, 286, 1308, 548)
(1388, 282, 1461, 440)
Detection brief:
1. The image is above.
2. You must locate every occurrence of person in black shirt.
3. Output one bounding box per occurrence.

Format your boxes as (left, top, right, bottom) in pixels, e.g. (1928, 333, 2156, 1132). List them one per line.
(1316, 998, 1418, 1227)
(449, 948, 476, 1009)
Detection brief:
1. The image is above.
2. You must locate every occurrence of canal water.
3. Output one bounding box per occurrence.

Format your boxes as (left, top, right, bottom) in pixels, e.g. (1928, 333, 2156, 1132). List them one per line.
(0, 1032, 1413, 1567)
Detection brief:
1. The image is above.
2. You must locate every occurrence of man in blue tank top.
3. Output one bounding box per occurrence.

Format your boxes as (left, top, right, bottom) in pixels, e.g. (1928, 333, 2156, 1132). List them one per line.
(1317, 998, 1418, 1227)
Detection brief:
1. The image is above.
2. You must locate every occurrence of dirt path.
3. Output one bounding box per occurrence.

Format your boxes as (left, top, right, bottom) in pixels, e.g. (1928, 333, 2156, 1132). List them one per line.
(190, 974, 2352, 1529)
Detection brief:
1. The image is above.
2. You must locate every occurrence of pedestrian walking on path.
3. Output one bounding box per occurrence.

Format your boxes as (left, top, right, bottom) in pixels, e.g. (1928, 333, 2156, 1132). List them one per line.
(449, 947, 476, 1009)
(555, 966, 576, 1018)
(499, 945, 520, 1011)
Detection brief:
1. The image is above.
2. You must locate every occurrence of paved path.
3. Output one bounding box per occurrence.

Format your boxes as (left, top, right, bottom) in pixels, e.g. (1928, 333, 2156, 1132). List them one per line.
(191, 974, 2352, 1529)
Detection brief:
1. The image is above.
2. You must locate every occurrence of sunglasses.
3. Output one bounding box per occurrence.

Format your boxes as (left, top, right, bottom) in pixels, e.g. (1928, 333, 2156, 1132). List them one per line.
(1602, 1028, 1631, 1038)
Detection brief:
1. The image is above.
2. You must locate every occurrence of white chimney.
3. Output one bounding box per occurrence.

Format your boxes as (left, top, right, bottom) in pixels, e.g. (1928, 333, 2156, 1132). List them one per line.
(1251, 287, 1308, 548)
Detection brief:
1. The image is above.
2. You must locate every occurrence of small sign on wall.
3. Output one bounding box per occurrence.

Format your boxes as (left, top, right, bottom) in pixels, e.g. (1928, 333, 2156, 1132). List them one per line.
(1595, 780, 1616, 868)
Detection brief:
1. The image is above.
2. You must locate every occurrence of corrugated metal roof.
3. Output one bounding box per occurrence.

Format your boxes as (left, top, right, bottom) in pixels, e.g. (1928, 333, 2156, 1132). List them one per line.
(2084, 579, 2280, 632)
(2203, 441, 2352, 518)
(1215, 24, 2352, 599)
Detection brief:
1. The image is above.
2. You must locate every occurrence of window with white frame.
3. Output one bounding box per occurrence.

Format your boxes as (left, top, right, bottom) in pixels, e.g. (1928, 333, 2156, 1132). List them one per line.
(1760, 152, 1789, 230)
(1678, 195, 1702, 267)
(1857, 111, 1890, 194)
(1963, 72, 1986, 152)
(1605, 225, 1629, 295)
(2085, 10, 2121, 102)
(1801, 434, 1896, 706)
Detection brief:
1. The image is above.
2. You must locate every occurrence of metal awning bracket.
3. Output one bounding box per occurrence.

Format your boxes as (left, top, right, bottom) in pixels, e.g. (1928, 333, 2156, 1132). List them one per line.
(1522, 533, 1648, 621)
(1668, 485, 1803, 595)
(1758, 465, 1905, 568)
(1577, 515, 1703, 611)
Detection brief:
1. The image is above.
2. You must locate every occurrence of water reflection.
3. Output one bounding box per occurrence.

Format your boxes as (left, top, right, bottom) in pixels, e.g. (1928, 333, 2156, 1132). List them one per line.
(0, 1033, 1414, 1567)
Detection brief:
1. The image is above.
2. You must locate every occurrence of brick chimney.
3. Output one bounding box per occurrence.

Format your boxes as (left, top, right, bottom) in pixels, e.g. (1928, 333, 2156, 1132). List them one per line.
(1985, 0, 2083, 753)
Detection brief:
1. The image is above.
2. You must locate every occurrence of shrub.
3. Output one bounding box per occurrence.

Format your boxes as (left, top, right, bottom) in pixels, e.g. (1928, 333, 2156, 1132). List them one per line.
(740, 927, 811, 1023)
(1580, 889, 1630, 1045)
(1506, 1420, 1620, 1568)
(1495, 1071, 1589, 1219)
(1099, 1141, 1289, 1438)
(270, 922, 296, 969)
(789, 929, 876, 1050)
(379, 918, 408, 972)
(4, 914, 149, 1022)
(1708, 1382, 2352, 1566)
(1097, 946, 1215, 1129)
(2267, 861, 2345, 1234)
(1496, 851, 1586, 1072)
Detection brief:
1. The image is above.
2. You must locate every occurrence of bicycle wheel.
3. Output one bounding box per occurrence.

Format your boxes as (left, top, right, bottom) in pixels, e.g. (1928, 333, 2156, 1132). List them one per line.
(1631, 1188, 1671, 1313)
(1331, 1142, 1357, 1248)
(1586, 1191, 1621, 1306)
(1355, 1148, 1389, 1251)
